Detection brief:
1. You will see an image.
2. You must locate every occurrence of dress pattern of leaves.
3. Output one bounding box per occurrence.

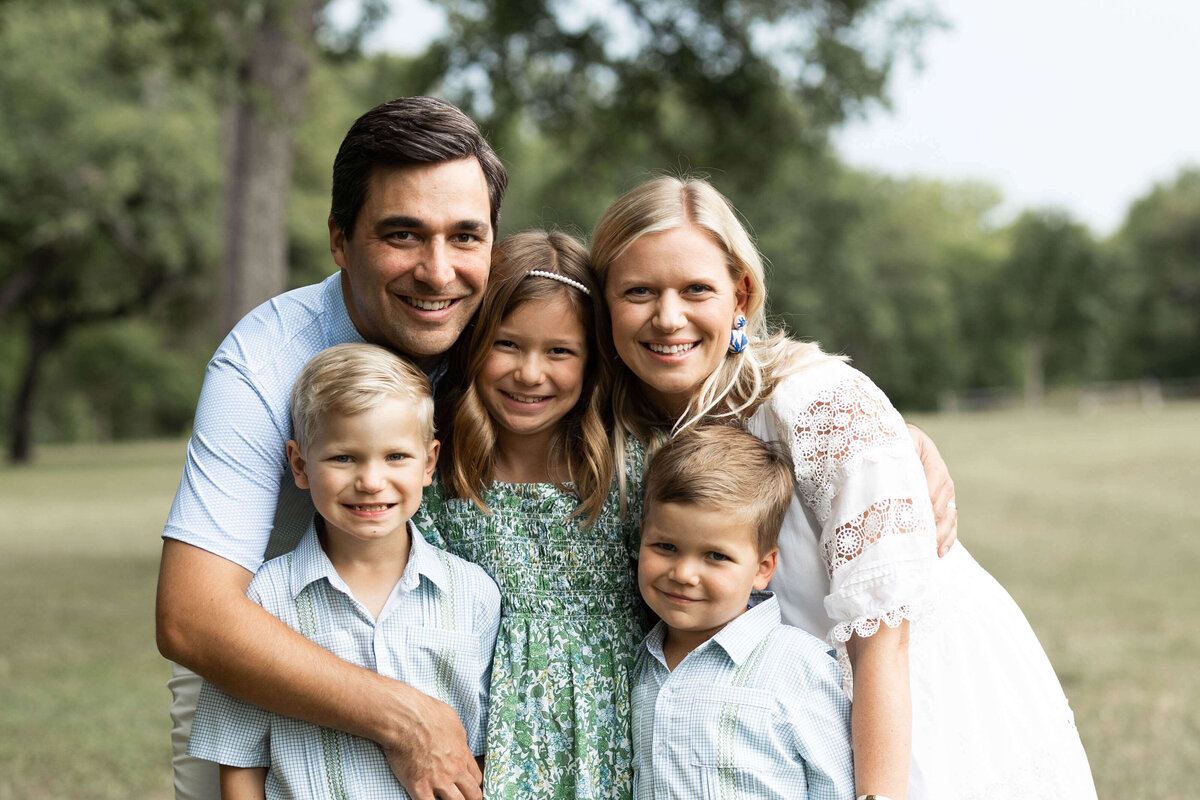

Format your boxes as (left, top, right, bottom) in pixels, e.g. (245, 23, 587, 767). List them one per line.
(415, 444, 645, 800)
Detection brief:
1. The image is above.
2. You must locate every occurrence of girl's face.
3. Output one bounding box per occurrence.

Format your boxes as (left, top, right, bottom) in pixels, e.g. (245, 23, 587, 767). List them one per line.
(477, 294, 588, 444)
(605, 225, 749, 417)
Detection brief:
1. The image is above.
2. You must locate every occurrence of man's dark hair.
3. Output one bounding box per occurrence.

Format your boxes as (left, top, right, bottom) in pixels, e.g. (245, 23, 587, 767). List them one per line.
(330, 96, 507, 238)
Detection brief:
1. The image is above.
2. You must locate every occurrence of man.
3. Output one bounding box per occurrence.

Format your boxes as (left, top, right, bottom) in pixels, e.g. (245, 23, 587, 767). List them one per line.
(157, 96, 506, 800)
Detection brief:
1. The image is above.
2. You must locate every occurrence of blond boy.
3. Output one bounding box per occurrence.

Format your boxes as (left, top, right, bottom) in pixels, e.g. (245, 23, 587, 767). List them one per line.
(188, 344, 500, 800)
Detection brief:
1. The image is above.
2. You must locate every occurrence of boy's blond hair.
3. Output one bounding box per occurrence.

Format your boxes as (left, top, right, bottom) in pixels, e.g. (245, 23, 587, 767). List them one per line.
(290, 343, 434, 452)
(643, 425, 793, 555)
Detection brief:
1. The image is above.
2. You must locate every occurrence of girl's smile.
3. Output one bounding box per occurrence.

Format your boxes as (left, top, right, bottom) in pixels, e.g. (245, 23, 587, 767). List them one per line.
(477, 294, 588, 453)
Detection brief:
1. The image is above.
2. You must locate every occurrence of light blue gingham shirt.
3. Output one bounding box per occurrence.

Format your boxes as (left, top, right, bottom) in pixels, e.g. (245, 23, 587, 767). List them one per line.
(188, 519, 501, 800)
(633, 592, 854, 800)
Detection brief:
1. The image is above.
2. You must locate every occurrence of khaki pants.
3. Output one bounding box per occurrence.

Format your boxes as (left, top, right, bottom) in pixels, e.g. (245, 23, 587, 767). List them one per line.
(169, 662, 220, 800)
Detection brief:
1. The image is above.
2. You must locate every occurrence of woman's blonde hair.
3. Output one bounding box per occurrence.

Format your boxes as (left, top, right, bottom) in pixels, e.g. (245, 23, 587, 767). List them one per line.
(591, 176, 830, 456)
(441, 230, 615, 526)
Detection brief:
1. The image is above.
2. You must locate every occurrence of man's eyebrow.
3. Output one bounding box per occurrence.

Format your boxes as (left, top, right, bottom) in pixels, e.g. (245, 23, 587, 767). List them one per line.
(375, 215, 423, 230)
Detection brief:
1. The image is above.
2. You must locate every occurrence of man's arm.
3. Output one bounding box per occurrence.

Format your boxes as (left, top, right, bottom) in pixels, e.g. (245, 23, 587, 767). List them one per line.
(220, 766, 268, 800)
(157, 540, 484, 800)
(907, 423, 958, 556)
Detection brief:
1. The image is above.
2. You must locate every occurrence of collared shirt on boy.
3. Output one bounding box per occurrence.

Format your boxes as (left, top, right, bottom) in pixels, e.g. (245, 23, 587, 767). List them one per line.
(188, 519, 501, 800)
(632, 592, 854, 800)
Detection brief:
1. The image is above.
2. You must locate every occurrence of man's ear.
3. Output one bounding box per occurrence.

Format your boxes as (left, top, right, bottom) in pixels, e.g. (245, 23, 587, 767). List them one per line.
(753, 547, 779, 590)
(329, 216, 348, 270)
(286, 440, 310, 490)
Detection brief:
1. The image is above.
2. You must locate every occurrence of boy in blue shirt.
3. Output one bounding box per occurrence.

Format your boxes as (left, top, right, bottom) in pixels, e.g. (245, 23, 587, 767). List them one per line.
(634, 425, 854, 800)
(188, 343, 501, 800)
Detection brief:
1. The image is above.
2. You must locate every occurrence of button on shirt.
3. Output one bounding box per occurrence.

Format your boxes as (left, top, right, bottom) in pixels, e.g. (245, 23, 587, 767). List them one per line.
(632, 593, 854, 800)
(189, 520, 501, 800)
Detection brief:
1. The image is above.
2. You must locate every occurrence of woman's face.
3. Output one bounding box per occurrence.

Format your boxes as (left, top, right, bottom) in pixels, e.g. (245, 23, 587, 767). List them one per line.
(605, 225, 749, 417)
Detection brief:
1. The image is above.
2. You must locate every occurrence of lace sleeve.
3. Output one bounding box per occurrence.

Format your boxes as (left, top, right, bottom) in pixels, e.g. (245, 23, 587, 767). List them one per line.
(786, 371, 938, 644)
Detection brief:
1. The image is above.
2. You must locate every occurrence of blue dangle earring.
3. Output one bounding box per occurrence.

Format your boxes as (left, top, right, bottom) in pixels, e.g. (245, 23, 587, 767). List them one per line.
(728, 314, 748, 354)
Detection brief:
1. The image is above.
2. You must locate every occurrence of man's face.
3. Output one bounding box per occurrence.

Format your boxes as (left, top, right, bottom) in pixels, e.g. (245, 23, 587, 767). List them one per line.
(332, 158, 493, 368)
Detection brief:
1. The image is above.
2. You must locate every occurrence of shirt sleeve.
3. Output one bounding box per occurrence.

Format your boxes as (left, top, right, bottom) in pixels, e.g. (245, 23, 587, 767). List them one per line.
(782, 369, 938, 643)
(187, 573, 274, 768)
(187, 679, 272, 768)
(162, 355, 291, 573)
(786, 645, 855, 800)
(472, 573, 502, 755)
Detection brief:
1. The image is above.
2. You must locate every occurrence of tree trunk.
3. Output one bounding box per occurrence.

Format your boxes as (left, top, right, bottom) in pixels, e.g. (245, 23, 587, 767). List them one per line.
(9, 322, 60, 464)
(1023, 338, 1045, 408)
(220, 0, 323, 335)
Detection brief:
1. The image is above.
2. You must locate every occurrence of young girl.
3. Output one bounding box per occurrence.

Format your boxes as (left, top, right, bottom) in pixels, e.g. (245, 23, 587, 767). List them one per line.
(414, 230, 644, 800)
(590, 176, 1098, 799)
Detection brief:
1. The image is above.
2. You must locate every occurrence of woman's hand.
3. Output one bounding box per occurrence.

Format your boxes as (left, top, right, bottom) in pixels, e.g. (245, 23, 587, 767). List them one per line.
(907, 423, 958, 557)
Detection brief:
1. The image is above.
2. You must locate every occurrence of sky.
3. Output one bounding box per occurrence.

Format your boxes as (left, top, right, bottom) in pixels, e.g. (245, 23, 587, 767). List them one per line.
(342, 0, 1200, 236)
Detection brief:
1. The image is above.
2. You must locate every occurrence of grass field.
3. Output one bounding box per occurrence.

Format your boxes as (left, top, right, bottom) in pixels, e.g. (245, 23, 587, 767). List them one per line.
(1, 404, 1197, 799)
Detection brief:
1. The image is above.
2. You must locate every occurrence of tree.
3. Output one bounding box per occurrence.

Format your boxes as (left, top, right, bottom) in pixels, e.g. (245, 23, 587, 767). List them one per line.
(999, 210, 1107, 403)
(1111, 167, 1200, 380)
(0, 1, 220, 461)
(126, 0, 387, 333)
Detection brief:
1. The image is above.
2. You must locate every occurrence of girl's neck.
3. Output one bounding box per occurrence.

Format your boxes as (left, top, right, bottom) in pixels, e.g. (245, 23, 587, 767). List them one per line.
(493, 428, 565, 484)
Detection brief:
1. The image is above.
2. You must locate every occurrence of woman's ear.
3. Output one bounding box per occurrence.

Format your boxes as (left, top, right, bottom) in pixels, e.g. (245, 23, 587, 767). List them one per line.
(735, 272, 753, 317)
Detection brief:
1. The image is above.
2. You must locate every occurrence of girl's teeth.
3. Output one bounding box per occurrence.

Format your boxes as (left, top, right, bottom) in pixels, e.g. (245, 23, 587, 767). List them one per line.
(405, 297, 453, 311)
(648, 342, 696, 355)
(508, 393, 545, 404)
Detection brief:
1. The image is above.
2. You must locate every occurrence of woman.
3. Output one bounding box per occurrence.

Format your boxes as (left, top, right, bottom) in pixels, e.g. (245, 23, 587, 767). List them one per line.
(590, 176, 1097, 799)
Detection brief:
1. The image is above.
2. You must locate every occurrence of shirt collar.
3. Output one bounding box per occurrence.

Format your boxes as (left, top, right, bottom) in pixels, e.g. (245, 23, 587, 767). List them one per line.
(287, 517, 450, 600)
(643, 590, 782, 668)
(323, 272, 365, 347)
(324, 271, 448, 390)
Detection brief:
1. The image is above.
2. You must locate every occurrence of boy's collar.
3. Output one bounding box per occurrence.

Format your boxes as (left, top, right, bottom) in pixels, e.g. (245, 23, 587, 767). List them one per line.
(646, 591, 781, 668)
(287, 518, 450, 599)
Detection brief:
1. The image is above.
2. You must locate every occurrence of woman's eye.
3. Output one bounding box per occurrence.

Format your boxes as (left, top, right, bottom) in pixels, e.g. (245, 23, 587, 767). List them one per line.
(625, 287, 650, 298)
(686, 283, 713, 295)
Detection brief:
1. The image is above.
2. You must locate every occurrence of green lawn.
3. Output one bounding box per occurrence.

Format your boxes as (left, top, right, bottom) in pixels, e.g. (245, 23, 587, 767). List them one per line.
(1, 405, 1197, 799)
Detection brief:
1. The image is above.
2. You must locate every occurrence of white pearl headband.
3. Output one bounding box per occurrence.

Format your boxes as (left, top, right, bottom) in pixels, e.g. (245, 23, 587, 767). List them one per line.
(527, 269, 591, 296)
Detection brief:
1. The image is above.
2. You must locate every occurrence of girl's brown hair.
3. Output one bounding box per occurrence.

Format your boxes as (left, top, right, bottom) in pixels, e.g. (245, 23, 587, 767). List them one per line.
(441, 230, 615, 526)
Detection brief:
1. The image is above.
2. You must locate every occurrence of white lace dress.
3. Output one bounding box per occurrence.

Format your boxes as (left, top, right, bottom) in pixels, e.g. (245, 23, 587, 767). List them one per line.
(747, 357, 1097, 800)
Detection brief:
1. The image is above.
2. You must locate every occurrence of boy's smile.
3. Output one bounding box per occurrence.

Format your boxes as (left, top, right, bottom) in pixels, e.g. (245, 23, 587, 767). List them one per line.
(286, 396, 438, 549)
(638, 501, 777, 660)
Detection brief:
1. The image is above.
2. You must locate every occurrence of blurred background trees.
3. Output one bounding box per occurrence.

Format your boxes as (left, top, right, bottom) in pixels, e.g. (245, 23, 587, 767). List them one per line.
(1, 0, 1197, 461)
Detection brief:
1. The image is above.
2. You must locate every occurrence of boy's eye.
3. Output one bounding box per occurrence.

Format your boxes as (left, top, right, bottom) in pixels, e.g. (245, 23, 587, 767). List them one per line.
(385, 453, 409, 462)
(331, 455, 353, 463)
(708, 551, 731, 562)
(651, 541, 676, 552)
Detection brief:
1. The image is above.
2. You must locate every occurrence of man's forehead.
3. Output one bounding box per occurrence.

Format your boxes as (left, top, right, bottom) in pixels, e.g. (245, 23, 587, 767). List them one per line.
(364, 159, 491, 213)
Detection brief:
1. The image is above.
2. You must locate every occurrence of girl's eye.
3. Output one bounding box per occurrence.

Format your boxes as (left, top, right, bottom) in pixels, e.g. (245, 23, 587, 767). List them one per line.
(494, 339, 517, 349)
(549, 347, 575, 357)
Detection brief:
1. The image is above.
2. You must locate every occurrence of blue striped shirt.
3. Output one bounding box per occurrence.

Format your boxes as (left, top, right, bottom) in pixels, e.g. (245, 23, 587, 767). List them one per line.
(633, 593, 854, 800)
(188, 520, 501, 800)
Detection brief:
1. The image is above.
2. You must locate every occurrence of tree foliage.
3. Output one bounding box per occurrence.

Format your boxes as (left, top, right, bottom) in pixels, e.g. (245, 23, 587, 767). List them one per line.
(0, 1, 220, 460)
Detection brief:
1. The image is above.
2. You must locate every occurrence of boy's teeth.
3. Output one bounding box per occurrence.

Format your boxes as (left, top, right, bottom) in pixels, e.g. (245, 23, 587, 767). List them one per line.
(352, 504, 391, 511)
(648, 342, 696, 355)
(405, 297, 453, 311)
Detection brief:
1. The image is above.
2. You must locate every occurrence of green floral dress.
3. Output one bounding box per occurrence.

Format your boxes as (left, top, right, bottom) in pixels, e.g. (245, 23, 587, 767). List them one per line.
(414, 444, 645, 800)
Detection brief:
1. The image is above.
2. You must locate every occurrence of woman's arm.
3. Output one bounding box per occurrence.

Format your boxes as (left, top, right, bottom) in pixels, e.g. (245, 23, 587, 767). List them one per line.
(846, 621, 912, 799)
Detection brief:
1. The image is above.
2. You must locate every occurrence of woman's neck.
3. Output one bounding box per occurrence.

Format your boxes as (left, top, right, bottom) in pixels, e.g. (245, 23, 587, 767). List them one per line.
(492, 428, 564, 484)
